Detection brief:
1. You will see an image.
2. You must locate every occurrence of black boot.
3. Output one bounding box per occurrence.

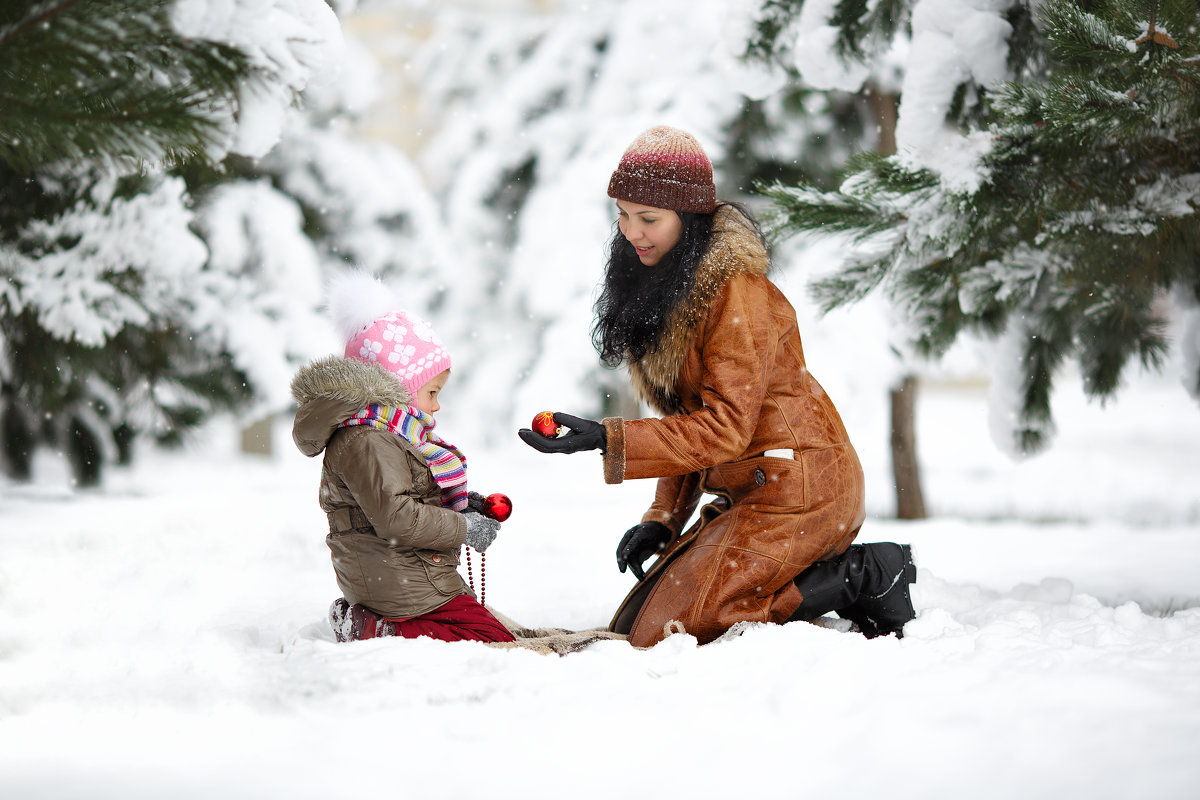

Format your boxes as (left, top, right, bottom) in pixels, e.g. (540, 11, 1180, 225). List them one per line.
(838, 543, 917, 638)
(787, 556, 857, 623)
(788, 543, 917, 638)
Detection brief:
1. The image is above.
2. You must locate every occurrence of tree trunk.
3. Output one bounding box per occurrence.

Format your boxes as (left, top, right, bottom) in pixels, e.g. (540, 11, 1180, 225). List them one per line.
(890, 376, 926, 519)
(113, 423, 136, 465)
(240, 415, 274, 456)
(867, 85, 898, 156)
(68, 415, 103, 488)
(869, 85, 927, 519)
(0, 392, 35, 481)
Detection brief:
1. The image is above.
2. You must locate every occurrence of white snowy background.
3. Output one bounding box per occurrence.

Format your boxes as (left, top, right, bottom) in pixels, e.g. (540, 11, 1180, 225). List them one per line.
(2, 0, 1199, 798)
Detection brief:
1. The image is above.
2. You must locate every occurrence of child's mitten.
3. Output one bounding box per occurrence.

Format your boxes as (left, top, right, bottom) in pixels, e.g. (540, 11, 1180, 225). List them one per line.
(463, 511, 500, 553)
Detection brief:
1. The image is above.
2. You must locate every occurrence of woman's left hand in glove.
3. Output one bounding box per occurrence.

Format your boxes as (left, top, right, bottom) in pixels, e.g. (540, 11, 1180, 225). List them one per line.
(518, 412, 606, 454)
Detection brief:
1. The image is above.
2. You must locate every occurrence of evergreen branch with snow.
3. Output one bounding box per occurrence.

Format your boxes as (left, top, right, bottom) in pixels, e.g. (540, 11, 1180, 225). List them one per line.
(761, 0, 1200, 456)
(744, 0, 914, 72)
(827, 0, 910, 61)
(0, 0, 255, 172)
(0, 0, 341, 485)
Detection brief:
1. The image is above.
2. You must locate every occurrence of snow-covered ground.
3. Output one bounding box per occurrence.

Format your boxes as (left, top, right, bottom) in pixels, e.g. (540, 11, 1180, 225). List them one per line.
(2, 375, 1199, 799)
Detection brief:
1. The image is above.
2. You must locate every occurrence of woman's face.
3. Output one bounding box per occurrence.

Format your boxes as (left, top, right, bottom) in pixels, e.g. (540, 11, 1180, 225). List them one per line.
(616, 200, 682, 266)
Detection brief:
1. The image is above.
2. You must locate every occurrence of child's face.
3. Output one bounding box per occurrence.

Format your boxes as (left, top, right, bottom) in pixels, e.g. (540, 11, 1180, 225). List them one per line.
(416, 369, 450, 416)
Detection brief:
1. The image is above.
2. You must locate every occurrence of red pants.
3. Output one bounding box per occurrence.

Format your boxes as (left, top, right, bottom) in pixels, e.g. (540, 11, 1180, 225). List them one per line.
(358, 594, 515, 643)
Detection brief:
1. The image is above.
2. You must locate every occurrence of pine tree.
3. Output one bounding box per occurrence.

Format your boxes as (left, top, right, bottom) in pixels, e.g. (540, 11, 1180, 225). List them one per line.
(745, 0, 1043, 515)
(0, 0, 336, 486)
(0, 1, 254, 170)
(762, 0, 1199, 456)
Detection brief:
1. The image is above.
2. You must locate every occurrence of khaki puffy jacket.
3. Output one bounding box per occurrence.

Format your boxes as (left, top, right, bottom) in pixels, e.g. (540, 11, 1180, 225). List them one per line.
(291, 357, 469, 619)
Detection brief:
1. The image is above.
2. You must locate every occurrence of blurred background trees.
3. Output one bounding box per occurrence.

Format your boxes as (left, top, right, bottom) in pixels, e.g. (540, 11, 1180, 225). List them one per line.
(3, 0, 1195, 522)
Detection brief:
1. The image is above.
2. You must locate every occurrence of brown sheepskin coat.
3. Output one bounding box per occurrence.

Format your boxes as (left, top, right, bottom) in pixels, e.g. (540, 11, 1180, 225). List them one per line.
(601, 204, 866, 647)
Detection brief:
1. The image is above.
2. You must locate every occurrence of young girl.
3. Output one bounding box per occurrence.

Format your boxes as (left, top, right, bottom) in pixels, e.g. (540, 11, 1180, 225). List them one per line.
(291, 271, 515, 643)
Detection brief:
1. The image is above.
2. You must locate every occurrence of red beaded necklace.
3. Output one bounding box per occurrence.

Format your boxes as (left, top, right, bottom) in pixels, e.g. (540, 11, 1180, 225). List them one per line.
(464, 547, 486, 606)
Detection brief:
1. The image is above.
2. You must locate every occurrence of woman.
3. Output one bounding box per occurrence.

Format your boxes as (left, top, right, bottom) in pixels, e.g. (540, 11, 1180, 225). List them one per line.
(520, 126, 916, 647)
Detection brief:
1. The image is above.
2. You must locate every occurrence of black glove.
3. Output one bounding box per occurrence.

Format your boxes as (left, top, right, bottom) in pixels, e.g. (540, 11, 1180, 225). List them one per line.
(465, 491, 487, 514)
(519, 412, 606, 454)
(616, 521, 672, 581)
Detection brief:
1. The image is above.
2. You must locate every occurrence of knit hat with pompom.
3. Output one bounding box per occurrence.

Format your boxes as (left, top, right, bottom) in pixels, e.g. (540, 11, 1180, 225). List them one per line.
(607, 125, 717, 214)
(328, 270, 451, 398)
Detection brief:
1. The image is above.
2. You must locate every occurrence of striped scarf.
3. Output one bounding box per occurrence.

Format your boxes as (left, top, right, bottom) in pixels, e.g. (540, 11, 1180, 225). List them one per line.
(341, 404, 468, 511)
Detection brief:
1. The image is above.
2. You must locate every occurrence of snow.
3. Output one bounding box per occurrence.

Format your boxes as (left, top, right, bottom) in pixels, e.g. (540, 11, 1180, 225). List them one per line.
(783, 0, 1018, 192)
(4, 1, 1200, 796)
(172, 0, 345, 159)
(9, 177, 207, 347)
(791, 0, 874, 91)
(2, 371, 1199, 799)
(894, 0, 1013, 192)
(394, 0, 797, 440)
(191, 180, 329, 410)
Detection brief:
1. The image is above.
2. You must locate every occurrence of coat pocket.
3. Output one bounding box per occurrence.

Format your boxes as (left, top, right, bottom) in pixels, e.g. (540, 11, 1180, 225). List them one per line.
(413, 548, 465, 596)
(703, 456, 807, 512)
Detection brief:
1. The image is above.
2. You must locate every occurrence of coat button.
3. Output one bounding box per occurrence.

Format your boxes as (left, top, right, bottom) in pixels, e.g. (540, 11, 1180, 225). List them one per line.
(431, 555, 442, 563)
(754, 468, 765, 486)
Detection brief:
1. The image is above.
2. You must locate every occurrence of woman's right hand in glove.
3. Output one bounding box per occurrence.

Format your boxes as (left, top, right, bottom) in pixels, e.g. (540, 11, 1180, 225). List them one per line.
(518, 413, 606, 454)
(615, 521, 672, 581)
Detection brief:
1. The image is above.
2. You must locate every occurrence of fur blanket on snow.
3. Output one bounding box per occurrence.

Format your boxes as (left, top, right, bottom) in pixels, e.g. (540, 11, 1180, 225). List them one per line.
(482, 608, 844, 656)
(484, 607, 631, 656)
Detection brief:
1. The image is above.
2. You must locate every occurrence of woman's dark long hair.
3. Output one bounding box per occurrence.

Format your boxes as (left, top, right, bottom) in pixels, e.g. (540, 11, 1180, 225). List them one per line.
(591, 207, 715, 367)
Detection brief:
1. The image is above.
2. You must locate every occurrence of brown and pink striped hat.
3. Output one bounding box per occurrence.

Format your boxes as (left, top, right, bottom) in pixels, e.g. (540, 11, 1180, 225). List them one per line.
(607, 126, 717, 214)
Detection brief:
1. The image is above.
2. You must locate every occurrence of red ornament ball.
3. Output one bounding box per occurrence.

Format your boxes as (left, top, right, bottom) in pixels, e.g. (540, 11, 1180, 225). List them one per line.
(483, 493, 513, 522)
(531, 411, 562, 438)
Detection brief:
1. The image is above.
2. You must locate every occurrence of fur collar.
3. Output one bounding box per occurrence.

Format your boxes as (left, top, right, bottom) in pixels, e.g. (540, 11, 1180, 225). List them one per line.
(627, 204, 769, 415)
(290, 355, 412, 409)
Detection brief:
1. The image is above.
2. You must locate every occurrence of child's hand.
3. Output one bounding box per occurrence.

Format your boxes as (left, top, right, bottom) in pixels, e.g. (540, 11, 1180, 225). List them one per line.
(466, 491, 487, 514)
(465, 491, 512, 521)
(463, 511, 500, 553)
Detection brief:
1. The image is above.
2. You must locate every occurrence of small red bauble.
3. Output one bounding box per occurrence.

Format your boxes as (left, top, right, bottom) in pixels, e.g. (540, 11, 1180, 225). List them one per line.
(531, 411, 562, 438)
(482, 493, 513, 522)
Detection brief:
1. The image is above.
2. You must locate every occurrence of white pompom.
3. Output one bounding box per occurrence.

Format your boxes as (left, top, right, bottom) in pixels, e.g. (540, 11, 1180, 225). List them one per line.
(326, 269, 400, 344)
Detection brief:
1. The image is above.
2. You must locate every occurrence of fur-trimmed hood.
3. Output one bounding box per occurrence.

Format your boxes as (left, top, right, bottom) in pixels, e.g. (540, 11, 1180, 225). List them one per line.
(290, 356, 411, 457)
(291, 355, 412, 409)
(628, 203, 770, 415)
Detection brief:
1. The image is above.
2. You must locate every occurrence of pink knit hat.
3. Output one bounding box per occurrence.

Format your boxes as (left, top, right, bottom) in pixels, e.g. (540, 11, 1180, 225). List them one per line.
(330, 271, 451, 398)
